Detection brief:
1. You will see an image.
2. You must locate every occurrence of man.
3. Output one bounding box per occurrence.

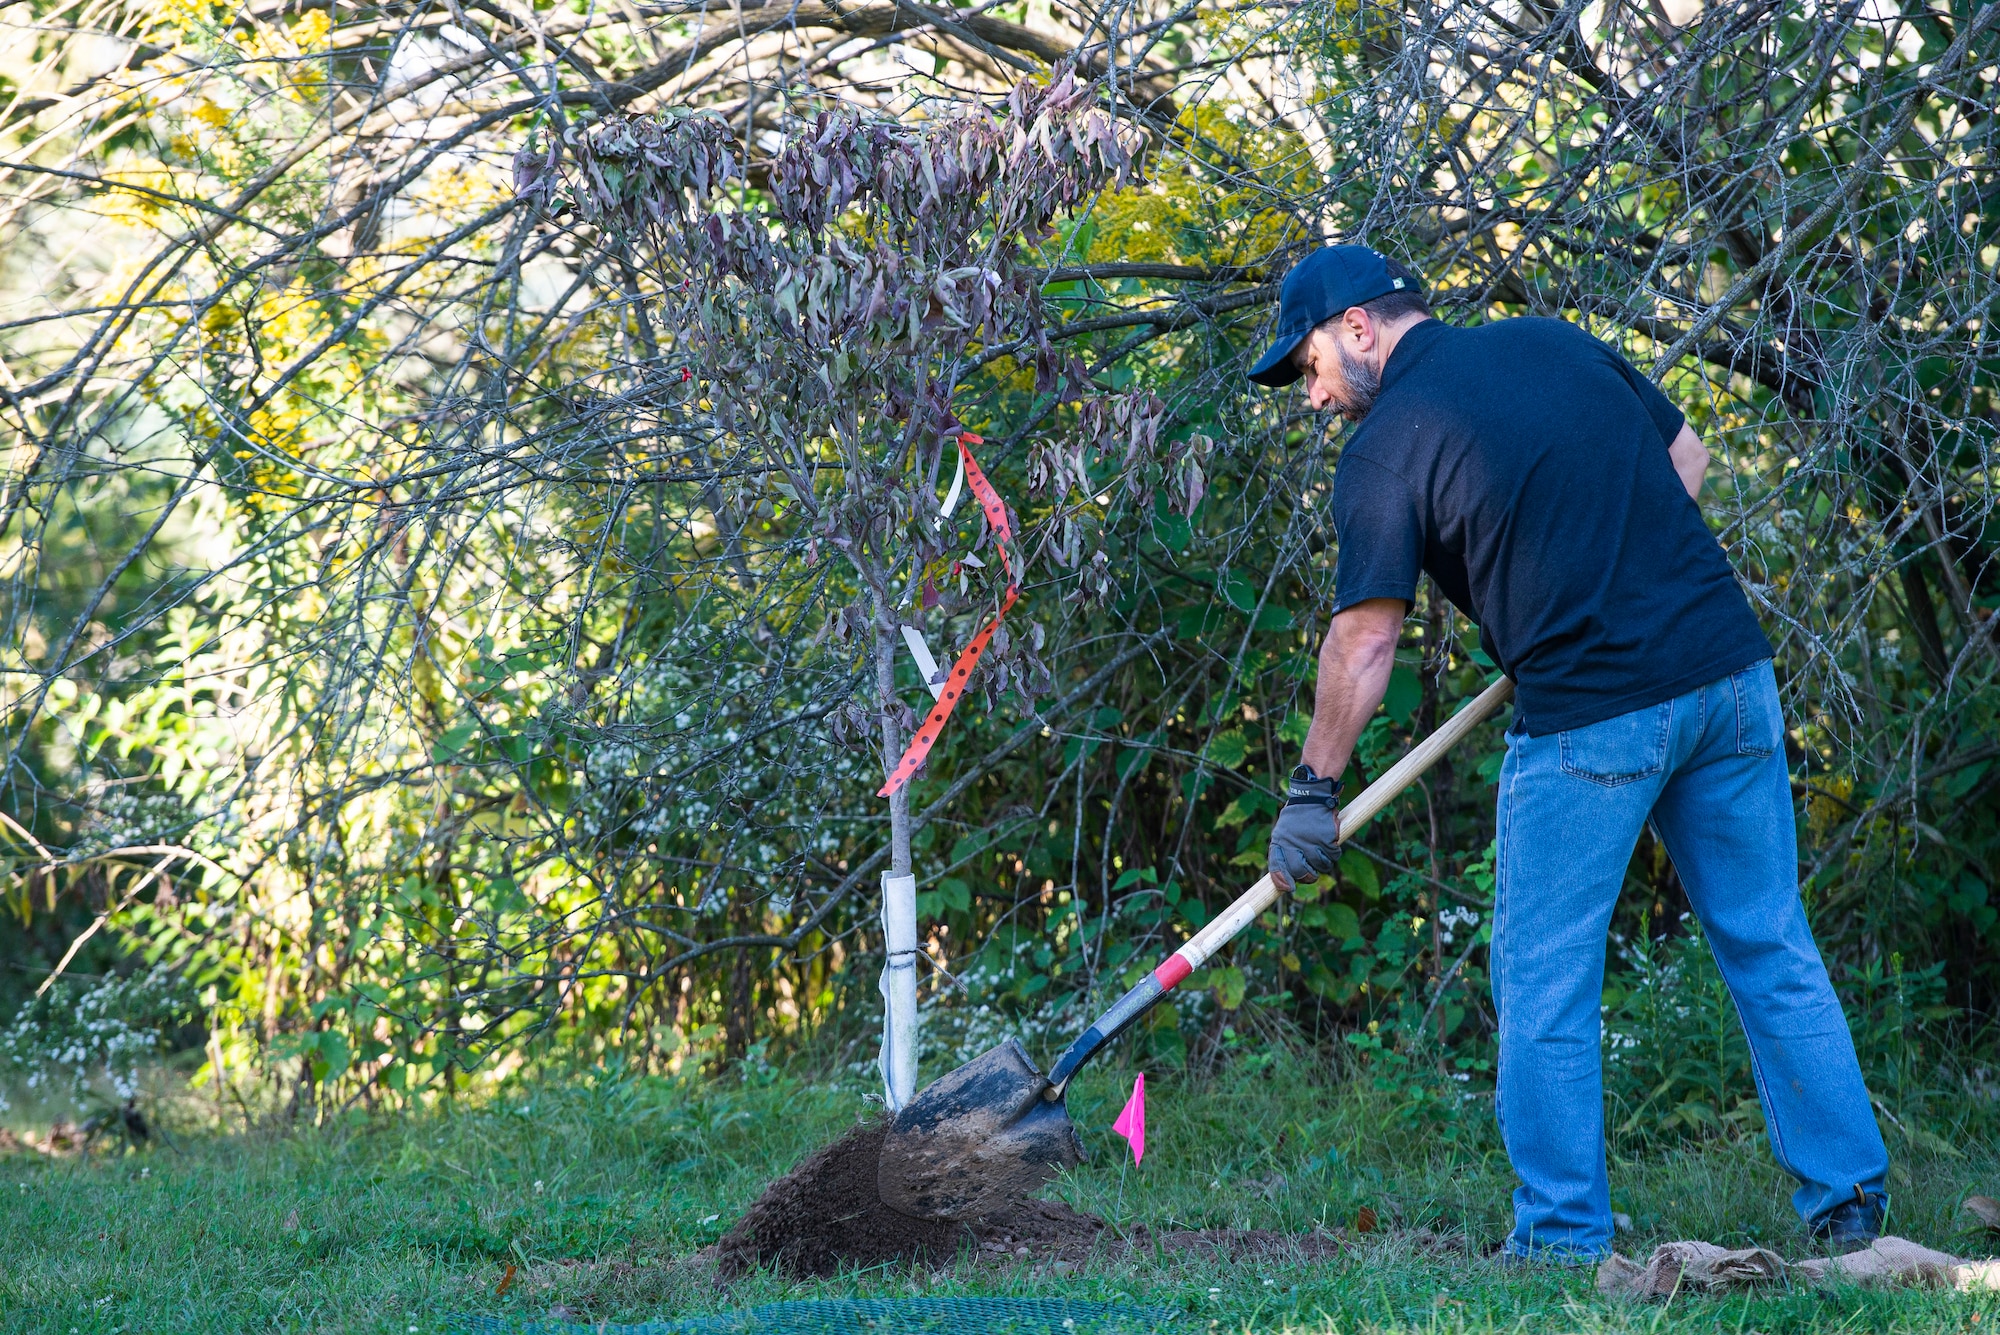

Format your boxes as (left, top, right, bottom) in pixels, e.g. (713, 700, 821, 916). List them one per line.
(1252, 245, 1889, 1261)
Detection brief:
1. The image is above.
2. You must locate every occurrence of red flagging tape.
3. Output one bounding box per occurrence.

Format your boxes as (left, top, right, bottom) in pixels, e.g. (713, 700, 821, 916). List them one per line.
(878, 434, 1018, 798)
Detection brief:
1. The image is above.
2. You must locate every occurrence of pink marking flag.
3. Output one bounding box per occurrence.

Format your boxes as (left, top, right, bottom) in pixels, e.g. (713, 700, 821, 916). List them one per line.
(1111, 1073, 1146, 1164)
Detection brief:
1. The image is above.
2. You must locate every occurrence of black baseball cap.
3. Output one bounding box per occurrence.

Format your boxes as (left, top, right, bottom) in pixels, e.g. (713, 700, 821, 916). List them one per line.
(1248, 245, 1416, 387)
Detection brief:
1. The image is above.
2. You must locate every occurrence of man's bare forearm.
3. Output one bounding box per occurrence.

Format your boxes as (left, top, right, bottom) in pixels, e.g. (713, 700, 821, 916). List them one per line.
(1299, 598, 1405, 780)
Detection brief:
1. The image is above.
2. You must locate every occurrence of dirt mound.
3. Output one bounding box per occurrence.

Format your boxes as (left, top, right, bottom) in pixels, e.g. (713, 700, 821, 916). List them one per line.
(716, 1120, 1120, 1279)
(714, 1118, 1354, 1280)
(715, 1120, 970, 1278)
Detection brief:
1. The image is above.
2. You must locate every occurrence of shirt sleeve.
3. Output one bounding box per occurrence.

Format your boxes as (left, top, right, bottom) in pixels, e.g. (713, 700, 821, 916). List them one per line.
(1606, 343, 1686, 447)
(1330, 455, 1425, 613)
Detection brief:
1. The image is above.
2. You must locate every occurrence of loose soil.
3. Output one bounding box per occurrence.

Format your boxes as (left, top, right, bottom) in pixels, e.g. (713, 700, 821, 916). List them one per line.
(715, 1121, 967, 1278)
(713, 1119, 1349, 1279)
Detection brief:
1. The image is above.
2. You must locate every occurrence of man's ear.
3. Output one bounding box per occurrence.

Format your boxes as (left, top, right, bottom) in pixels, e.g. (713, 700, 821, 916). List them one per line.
(1341, 306, 1375, 349)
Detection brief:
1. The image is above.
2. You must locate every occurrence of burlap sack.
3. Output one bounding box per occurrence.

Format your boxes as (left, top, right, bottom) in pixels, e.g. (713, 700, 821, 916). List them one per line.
(1792, 1236, 1963, 1288)
(1598, 1235, 1983, 1299)
(1596, 1240, 1786, 1298)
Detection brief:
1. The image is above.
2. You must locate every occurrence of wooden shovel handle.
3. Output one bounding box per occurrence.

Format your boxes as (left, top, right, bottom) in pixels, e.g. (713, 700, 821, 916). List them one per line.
(1044, 675, 1514, 1093)
(1341, 673, 1516, 838)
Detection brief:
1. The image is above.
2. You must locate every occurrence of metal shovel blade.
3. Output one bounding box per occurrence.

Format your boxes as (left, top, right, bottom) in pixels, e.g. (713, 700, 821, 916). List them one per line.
(876, 1036, 1086, 1220)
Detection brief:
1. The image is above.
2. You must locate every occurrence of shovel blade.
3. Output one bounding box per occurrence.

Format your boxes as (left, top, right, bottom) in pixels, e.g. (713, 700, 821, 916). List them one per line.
(876, 1036, 1085, 1220)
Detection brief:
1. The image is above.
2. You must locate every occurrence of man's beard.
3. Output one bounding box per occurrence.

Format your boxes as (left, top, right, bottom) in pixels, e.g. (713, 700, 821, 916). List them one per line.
(1333, 340, 1382, 421)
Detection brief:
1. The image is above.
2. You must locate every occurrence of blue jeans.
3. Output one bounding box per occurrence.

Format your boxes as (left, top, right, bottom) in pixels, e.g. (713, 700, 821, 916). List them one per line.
(1493, 660, 1888, 1259)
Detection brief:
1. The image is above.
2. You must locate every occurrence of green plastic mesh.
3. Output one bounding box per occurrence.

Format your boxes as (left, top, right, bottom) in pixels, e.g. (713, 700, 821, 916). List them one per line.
(456, 1297, 1178, 1334)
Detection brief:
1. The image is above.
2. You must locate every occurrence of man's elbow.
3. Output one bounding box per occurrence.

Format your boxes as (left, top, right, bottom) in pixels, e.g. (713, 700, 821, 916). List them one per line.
(1326, 604, 1403, 669)
(1346, 624, 1400, 667)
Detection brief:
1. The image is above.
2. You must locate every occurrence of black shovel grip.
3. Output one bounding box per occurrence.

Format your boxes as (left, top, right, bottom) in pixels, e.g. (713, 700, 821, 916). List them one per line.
(1045, 968, 1174, 1092)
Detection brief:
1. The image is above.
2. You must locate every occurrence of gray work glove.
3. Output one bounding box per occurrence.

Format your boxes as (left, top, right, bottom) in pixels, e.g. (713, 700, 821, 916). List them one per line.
(1267, 765, 1341, 887)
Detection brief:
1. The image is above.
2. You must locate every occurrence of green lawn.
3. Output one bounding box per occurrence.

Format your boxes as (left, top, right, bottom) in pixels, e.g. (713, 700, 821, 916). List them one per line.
(2, 1049, 1995, 1333)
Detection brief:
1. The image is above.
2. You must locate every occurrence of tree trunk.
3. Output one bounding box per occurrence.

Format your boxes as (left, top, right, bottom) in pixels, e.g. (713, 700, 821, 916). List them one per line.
(1898, 555, 1951, 687)
(724, 895, 756, 1064)
(875, 618, 919, 1109)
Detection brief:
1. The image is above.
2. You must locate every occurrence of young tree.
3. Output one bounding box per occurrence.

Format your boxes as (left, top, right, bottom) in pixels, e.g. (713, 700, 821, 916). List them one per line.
(537, 72, 1156, 1102)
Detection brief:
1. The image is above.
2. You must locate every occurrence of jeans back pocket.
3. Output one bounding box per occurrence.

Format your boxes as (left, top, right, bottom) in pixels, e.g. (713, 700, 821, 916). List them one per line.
(1731, 659, 1781, 757)
(1558, 702, 1671, 787)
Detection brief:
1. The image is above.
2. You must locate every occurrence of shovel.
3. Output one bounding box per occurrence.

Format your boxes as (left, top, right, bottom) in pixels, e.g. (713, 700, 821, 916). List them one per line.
(877, 675, 1514, 1220)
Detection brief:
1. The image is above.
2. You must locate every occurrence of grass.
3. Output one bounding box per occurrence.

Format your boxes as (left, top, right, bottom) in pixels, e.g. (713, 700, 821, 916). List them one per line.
(2, 1045, 1996, 1334)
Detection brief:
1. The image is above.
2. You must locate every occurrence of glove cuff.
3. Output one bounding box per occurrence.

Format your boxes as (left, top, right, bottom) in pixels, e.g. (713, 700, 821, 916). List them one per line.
(1284, 764, 1342, 808)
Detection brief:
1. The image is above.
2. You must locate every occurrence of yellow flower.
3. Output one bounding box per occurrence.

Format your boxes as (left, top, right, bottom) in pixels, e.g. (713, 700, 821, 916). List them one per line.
(291, 10, 332, 52)
(154, 0, 220, 35)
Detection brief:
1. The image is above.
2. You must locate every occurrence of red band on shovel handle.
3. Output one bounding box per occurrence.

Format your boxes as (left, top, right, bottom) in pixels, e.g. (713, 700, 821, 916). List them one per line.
(878, 433, 1018, 798)
(1046, 948, 1198, 1090)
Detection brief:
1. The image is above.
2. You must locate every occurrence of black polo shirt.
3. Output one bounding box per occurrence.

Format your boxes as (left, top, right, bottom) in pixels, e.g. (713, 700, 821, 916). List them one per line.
(1330, 316, 1772, 736)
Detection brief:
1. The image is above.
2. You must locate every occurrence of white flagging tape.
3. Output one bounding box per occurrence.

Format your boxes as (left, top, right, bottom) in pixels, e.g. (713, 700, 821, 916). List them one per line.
(936, 447, 965, 527)
(901, 446, 968, 702)
(878, 871, 920, 1112)
(901, 625, 945, 701)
